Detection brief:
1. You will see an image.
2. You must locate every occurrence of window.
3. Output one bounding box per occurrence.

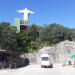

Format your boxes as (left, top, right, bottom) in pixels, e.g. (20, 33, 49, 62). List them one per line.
(41, 57, 49, 61)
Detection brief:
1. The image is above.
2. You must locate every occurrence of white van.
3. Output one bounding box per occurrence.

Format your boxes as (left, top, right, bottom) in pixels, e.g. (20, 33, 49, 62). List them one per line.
(40, 54, 53, 68)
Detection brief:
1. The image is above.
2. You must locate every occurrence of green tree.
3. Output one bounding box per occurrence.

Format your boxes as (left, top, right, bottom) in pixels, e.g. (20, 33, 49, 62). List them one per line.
(39, 23, 75, 46)
(16, 32, 30, 53)
(27, 24, 39, 41)
(0, 22, 17, 51)
(27, 24, 40, 52)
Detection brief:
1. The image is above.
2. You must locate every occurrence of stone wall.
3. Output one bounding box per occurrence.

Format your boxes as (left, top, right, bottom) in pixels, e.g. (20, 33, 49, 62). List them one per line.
(20, 40, 75, 63)
(55, 40, 75, 62)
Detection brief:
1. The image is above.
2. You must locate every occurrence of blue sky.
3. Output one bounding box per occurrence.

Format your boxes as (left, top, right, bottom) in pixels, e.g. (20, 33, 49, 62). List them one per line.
(0, 0, 75, 28)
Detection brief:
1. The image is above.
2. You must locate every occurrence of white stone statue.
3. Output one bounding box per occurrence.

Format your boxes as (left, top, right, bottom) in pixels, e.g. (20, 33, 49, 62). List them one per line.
(17, 8, 34, 22)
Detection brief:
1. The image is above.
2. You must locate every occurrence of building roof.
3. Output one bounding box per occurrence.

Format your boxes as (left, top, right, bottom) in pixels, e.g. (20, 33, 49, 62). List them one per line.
(0, 50, 19, 56)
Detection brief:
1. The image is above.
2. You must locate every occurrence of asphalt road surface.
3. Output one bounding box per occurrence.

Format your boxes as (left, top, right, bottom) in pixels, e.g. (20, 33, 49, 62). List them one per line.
(0, 63, 75, 75)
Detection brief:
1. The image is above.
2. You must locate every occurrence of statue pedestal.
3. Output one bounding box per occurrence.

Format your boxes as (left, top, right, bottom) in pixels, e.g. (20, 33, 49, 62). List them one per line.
(15, 18, 28, 32)
(20, 25, 27, 32)
(20, 20, 28, 32)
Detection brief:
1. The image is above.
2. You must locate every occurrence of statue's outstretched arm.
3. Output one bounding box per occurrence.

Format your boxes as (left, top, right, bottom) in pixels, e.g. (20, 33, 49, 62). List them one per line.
(29, 10, 35, 14)
(16, 10, 24, 14)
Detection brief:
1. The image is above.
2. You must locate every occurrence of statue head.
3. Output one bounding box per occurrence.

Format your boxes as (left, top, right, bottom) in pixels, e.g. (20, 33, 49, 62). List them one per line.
(25, 8, 27, 11)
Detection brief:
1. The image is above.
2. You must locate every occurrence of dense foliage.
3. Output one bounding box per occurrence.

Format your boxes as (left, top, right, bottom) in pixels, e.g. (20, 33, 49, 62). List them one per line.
(0, 22, 75, 53)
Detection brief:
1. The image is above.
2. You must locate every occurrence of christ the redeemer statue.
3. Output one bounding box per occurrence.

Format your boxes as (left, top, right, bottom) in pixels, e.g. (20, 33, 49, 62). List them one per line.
(17, 8, 34, 25)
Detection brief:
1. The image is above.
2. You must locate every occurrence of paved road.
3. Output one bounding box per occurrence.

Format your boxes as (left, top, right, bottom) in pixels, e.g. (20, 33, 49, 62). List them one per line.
(0, 64, 75, 75)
